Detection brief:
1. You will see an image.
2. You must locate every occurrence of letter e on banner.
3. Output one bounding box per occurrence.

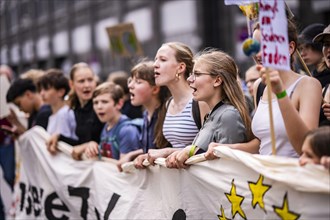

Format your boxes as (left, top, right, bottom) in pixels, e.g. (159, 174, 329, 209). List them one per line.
(259, 0, 290, 71)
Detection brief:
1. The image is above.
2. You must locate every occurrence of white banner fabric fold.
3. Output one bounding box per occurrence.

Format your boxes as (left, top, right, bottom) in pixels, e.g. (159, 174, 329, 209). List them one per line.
(12, 126, 330, 220)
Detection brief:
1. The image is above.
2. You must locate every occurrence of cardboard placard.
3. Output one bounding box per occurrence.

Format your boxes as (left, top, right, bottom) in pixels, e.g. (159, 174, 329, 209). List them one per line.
(106, 23, 143, 57)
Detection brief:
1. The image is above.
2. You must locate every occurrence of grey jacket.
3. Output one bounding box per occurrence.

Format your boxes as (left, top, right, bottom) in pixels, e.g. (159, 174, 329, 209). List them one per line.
(193, 103, 247, 151)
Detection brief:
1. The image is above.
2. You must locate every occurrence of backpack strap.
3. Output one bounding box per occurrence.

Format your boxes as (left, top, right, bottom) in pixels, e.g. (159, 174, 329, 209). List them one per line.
(110, 118, 143, 152)
(322, 83, 329, 98)
(192, 100, 201, 130)
(256, 81, 266, 107)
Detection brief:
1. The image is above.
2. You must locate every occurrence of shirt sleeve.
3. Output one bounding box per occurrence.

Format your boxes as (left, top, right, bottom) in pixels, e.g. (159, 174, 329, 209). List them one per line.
(118, 125, 141, 154)
(214, 109, 247, 145)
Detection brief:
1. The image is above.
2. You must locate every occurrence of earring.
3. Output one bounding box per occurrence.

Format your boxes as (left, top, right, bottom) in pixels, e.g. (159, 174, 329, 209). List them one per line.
(175, 73, 180, 80)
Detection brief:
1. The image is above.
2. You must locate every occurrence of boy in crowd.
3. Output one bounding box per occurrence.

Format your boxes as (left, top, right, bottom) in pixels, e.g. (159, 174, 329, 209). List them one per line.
(78, 82, 141, 160)
(4, 78, 52, 136)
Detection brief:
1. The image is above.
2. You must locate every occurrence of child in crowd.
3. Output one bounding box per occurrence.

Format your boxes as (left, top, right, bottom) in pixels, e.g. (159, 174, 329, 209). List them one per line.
(5, 78, 52, 134)
(168, 49, 252, 168)
(298, 23, 326, 78)
(84, 82, 141, 160)
(117, 60, 170, 171)
(46, 63, 103, 156)
(313, 24, 330, 126)
(299, 126, 330, 170)
(37, 69, 77, 140)
(107, 70, 143, 119)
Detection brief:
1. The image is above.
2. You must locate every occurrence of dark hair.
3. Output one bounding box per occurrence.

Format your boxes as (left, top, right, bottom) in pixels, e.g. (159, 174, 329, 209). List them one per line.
(38, 69, 70, 99)
(107, 71, 129, 94)
(6, 78, 36, 102)
(131, 60, 171, 148)
(306, 127, 330, 159)
(298, 23, 325, 52)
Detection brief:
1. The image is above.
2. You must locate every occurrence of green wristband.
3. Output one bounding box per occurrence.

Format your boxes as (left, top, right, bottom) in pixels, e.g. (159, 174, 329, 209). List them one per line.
(189, 145, 197, 158)
(276, 90, 287, 99)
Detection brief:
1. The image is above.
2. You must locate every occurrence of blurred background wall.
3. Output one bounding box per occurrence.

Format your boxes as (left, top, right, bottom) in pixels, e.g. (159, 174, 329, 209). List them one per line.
(0, 0, 329, 80)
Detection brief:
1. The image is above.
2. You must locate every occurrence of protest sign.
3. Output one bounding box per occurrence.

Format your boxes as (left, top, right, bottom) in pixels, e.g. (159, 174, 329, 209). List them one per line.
(259, 0, 290, 71)
(106, 23, 143, 57)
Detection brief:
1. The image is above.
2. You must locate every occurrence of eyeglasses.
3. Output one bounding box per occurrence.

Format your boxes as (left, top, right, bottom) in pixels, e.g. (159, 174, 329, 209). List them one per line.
(245, 78, 259, 85)
(188, 71, 213, 81)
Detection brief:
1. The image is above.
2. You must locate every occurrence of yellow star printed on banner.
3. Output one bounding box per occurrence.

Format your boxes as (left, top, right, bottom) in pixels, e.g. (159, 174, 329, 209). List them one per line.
(273, 192, 300, 220)
(217, 205, 230, 220)
(248, 174, 271, 212)
(225, 179, 246, 220)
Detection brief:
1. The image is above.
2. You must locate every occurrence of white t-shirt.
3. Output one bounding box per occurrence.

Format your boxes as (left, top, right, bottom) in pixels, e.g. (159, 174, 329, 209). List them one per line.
(47, 105, 78, 140)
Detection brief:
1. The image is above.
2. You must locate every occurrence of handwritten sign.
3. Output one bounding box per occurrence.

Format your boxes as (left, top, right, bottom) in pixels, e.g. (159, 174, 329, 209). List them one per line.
(259, 0, 290, 71)
(224, 0, 258, 5)
(106, 23, 143, 57)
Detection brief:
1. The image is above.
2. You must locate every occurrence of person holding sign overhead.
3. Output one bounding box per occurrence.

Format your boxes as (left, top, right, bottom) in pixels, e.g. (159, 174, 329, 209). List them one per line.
(206, 8, 322, 159)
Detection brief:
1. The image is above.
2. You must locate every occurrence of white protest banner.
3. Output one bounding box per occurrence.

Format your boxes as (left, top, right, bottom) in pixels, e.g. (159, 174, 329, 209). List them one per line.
(224, 0, 258, 5)
(12, 126, 330, 219)
(259, 0, 290, 71)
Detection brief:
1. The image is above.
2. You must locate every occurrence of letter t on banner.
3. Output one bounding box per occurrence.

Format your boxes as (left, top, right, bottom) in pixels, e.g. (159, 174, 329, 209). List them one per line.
(259, 0, 290, 71)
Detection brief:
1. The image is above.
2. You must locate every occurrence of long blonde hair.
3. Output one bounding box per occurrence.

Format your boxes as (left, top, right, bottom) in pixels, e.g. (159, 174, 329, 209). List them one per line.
(195, 49, 253, 140)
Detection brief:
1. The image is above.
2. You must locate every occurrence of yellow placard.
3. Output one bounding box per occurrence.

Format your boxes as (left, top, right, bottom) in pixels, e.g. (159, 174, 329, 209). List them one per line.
(106, 23, 143, 57)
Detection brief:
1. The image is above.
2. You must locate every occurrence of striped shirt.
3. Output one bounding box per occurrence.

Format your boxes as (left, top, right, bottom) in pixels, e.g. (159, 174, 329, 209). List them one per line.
(163, 99, 199, 148)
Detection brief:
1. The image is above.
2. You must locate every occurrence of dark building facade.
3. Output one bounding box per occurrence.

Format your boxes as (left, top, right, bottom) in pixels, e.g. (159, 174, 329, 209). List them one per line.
(0, 0, 329, 79)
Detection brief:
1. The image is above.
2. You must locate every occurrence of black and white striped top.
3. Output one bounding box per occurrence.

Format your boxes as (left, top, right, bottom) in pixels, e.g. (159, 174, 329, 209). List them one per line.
(163, 99, 199, 148)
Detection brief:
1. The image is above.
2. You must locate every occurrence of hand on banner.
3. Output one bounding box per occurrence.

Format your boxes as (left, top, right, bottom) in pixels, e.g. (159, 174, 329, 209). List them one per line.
(72, 144, 88, 160)
(205, 142, 221, 160)
(320, 156, 330, 170)
(46, 134, 60, 155)
(147, 148, 176, 166)
(134, 153, 148, 169)
(257, 65, 284, 95)
(167, 147, 191, 169)
(85, 141, 99, 158)
(117, 149, 143, 172)
(166, 150, 182, 169)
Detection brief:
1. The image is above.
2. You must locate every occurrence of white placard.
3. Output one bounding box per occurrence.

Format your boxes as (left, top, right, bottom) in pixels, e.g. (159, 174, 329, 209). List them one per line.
(259, 0, 290, 71)
(224, 0, 259, 5)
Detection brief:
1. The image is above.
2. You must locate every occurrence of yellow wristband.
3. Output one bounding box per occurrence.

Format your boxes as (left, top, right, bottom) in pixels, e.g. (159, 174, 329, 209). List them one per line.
(276, 90, 287, 99)
(189, 145, 197, 158)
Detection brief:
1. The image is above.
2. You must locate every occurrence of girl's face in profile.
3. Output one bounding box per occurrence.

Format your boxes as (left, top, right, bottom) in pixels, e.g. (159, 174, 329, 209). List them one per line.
(128, 76, 156, 107)
(299, 135, 321, 166)
(187, 61, 218, 105)
(153, 45, 180, 86)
